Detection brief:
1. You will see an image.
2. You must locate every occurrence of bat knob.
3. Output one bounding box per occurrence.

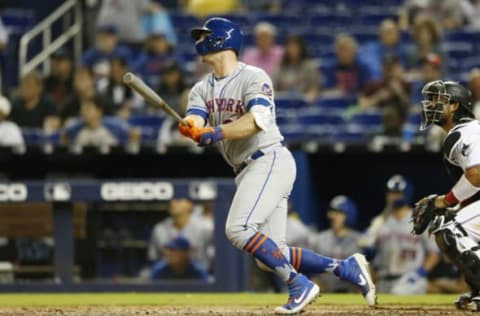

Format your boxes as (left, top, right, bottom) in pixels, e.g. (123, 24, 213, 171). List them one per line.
(123, 72, 135, 84)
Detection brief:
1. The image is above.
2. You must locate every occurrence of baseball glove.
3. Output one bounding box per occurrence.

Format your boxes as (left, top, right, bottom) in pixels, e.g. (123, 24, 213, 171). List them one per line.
(411, 195, 446, 235)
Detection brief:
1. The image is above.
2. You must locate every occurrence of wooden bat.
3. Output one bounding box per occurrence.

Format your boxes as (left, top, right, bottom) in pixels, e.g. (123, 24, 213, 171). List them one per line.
(122, 72, 188, 126)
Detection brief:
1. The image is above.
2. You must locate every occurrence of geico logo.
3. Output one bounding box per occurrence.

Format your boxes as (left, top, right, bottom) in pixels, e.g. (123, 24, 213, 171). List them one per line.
(0, 183, 28, 201)
(101, 182, 174, 201)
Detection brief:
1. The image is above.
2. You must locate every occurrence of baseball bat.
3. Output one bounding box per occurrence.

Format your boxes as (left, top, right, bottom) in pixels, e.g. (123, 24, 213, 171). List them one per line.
(122, 72, 188, 126)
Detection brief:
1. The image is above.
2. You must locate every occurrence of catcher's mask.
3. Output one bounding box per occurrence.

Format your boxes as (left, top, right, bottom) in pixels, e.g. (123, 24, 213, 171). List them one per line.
(420, 80, 451, 130)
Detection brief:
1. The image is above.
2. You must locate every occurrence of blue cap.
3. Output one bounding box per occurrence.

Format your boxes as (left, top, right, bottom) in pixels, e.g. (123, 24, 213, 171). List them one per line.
(97, 24, 118, 34)
(165, 236, 190, 250)
(329, 195, 358, 227)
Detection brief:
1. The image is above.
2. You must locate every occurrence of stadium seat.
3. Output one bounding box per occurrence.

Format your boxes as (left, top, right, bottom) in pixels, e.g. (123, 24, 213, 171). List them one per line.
(313, 96, 356, 110)
(0, 9, 35, 35)
(460, 56, 480, 72)
(278, 124, 305, 143)
(128, 114, 164, 129)
(275, 96, 308, 110)
(297, 112, 344, 125)
(21, 128, 45, 145)
(253, 14, 301, 31)
(329, 130, 368, 143)
(442, 42, 475, 60)
(307, 13, 353, 29)
(350, 112, 382, 127)
(407, 112, 422, 126)
(357, 13, 397, 27)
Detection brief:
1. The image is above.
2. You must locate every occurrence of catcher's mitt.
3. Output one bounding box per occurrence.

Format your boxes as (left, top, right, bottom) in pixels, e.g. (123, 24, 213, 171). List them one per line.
(411, 195, 446, 235)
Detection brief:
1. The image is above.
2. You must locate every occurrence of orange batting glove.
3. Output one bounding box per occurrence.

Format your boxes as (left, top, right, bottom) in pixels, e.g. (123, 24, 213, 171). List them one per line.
(178, 119, 197, 139)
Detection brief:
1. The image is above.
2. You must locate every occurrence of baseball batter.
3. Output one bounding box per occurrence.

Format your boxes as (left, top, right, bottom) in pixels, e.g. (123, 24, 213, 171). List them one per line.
(177, 17, 376, 314)
(412, 80, 480, 311)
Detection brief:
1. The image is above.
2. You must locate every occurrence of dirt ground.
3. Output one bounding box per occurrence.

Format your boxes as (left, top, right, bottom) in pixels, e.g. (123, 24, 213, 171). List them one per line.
(0, 305, 470, 316)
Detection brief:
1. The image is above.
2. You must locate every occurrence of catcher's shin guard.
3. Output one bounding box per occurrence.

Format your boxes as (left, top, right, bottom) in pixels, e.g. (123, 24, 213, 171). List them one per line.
(434, 222, 480, 292)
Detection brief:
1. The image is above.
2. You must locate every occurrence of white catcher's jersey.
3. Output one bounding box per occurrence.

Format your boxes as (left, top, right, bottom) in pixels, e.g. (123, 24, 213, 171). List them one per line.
(186, 62, 284, 168)
(444, 120, 480, 171)
(373, 210, 437, 277)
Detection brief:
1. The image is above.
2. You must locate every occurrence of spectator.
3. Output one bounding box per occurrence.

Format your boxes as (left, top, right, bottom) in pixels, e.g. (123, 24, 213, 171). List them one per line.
(411, 53, 443, 104)
(399, 0, 463, 31)
(149, 199, 213, 269)
(460, 0, 480, 30)
(407, 17, 447, 76)
(134, 31, 176, 89)
(241, 22, 283, 76)
(140, 3, 178, 46)
(81, 25, 132, 78)
(44, 48, 74, 109)
(286, 212, 313, 248)
(157, 89, 199, 154)
(469, 68, 480, 118)
(273, 34, 320, 102)
(150, 236, 209, 281)
(186, 0, 239, 17)
(361, 175, 439, 294)
(0, 16, 8, 52)
(96, 0, 155, 45)
(308, 195, 361, 292)
(323, 34, 375, 96)
(359, 19, 408, 80)
(359, 55, 411, 114)
(156, 62, 189, 114)
(10, 72, 60, 131)
(98, 57, 135, 119)
(0, 96, 24, 147)
(62, 67, 112, 122)
(64, 95, 137, 149)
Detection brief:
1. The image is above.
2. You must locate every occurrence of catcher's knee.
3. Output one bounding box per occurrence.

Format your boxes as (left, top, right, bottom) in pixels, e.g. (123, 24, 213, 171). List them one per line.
(434, 228, 459, 261)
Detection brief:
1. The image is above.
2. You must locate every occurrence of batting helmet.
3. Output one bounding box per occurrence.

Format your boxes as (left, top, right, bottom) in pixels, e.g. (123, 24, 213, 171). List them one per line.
(329, 195, 358, 228)
(386, 174, 414, 208)
(191, 17, 242, 56)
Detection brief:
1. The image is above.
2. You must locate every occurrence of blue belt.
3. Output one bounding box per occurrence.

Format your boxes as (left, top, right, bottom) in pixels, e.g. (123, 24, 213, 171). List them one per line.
(235, 141, 285, 175)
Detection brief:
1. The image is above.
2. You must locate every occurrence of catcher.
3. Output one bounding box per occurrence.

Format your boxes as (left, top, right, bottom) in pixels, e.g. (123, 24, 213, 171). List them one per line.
(412, 80, 480, 311)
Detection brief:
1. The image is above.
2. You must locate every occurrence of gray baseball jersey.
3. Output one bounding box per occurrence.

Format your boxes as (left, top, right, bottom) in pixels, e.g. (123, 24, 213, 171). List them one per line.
(373, 210, 437, 277)
(186, 62, 284, 168)
(308, 229, 362, 260)
(187, 61, 296, 261)
(148, 213, 213, 268)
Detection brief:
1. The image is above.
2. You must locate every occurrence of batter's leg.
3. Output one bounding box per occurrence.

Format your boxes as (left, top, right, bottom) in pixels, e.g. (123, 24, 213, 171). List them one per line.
(225, 150, 298, 282)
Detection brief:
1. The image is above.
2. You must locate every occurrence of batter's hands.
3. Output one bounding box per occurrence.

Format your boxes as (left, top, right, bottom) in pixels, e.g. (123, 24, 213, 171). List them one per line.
(178, 119, 197, 139)
(196, 126, 224, 145)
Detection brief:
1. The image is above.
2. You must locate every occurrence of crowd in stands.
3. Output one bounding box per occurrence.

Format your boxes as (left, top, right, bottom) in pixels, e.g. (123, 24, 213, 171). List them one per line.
(2, 0, 480, 151)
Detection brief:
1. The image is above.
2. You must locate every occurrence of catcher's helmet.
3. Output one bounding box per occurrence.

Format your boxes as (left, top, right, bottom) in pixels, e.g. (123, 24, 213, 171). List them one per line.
(329, 195, 358, 228)
(191, 17, 242, 56)
(386, 174, 413, 208)
(420, 80, 473, 130)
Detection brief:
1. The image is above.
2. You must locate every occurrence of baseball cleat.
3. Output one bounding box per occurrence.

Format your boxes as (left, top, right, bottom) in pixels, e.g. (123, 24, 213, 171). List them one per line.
(455, 292, 480, 311)
(274, 274, 320, 315)
(338, 253, 377, 306)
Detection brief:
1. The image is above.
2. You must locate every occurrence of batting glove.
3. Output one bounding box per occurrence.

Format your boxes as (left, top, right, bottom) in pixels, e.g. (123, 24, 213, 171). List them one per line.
(197, 127, 224, 145)
(178, 119, 197, 139)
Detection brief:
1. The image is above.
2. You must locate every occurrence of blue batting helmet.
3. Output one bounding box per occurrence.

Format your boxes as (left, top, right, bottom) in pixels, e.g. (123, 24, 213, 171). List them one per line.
(329, 195, 358, 228)
(386, 174, 414, 208)
(191, 17, 242, 56)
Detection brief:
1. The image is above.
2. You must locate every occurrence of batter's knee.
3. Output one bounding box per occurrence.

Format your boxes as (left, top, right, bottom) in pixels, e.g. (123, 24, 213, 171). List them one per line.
(225, 223, 254, 249)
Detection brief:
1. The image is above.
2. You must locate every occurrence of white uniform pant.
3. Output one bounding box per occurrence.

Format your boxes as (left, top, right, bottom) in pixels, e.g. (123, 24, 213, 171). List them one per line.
(225, 146, 296, 260)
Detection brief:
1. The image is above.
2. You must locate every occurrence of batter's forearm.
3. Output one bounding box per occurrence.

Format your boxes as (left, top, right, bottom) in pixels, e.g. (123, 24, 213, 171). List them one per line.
(220, 112, 260, 140)
(185, 114, 206, 128)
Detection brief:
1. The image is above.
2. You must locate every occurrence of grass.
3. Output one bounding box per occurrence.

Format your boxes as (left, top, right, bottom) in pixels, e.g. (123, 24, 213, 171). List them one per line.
(0, 293, 459, 306)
